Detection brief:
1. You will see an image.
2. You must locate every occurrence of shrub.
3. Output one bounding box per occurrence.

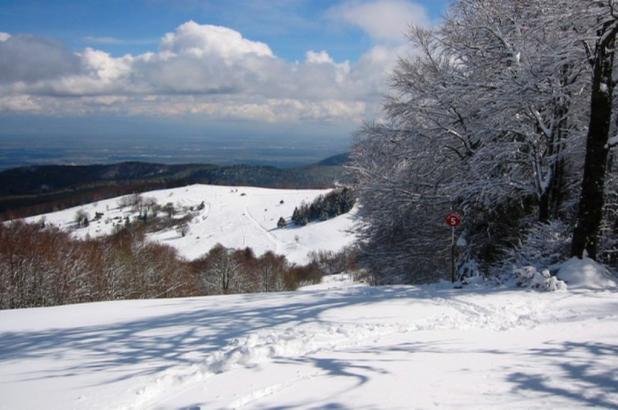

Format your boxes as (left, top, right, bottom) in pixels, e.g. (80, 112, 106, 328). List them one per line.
(74, 209, 90, 227)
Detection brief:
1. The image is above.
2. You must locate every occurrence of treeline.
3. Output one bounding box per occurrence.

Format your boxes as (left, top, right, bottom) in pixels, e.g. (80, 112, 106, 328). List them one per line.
(291, 187, 355, 226)
(0, 221, 357, 309)
(0, 180, 183, 221)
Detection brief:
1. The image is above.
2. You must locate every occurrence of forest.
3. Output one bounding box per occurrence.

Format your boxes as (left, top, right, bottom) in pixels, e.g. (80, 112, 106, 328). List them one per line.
(291, 187, 355, 226)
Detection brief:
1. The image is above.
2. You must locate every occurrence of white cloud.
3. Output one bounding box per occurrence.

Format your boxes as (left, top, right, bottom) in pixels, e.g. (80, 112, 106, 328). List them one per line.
(305, 50, 352, 84)
(160, 21, 273, 60)
(0, 32, 10, 42)
(81, 48, 132, 81)
(0, 21, 406, 123)
(332, 0, 430, 41)
(306, 50, 335, 65)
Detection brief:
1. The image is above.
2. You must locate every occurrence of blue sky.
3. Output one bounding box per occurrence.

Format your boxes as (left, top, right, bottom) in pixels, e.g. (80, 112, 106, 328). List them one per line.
(0, 0, 450, 165)
(0, 0, 448, 60)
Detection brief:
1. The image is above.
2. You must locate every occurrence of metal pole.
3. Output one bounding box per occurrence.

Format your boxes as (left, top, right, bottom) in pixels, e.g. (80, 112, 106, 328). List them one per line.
(451, 226, 455, 283)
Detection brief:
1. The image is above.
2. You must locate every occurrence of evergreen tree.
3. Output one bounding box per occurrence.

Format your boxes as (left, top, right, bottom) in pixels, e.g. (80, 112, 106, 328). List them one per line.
(277, 217, 287, 229)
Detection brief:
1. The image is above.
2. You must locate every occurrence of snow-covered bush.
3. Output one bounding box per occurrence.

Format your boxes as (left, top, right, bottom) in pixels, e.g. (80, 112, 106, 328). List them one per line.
(308, 247, 358, 276)
(457, 258, 483, 284)
(494, 220, 570, 276)
(514, 266, 566, 291)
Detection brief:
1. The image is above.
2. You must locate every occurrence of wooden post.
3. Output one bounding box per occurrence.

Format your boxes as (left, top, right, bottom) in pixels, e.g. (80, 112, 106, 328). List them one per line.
(451, 226, 455, 283)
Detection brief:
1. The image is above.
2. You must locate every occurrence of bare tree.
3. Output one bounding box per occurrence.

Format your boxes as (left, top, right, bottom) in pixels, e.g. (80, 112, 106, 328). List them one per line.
(200, 244, 242, 294)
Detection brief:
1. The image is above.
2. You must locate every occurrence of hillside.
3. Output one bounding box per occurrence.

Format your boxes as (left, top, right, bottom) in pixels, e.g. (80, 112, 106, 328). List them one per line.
(0, 154, 350, 219)
(1, 275, 616, 409)
(26, 184, 357, 264)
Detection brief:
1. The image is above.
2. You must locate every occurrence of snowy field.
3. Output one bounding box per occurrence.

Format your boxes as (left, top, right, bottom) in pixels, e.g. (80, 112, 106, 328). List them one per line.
(1, 275, 617, 410)
(25, 184, 357, 264)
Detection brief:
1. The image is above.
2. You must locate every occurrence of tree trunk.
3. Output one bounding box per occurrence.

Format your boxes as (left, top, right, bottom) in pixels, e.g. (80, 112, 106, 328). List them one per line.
(551, 157, 566, 218)
(539, 99, 569, 223)
(539, 187, 551, 223)
(571, 22, 617, 259)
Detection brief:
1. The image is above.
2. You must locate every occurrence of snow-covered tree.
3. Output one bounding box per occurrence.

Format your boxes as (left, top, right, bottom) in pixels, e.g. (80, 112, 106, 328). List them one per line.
(350, 0, 618, 282)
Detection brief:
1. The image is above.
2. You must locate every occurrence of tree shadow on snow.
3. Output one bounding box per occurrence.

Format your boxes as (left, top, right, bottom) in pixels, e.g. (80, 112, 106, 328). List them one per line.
(506, 341, 618, 408)
(1, 284, 615, 409)
(0, 286, 442, 384)
(354, 339, 618, 408)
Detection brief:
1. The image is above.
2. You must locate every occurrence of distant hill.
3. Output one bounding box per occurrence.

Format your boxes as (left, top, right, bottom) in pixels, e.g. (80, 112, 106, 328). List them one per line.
(316, 153, 350, 166)
(25, 184, 357, 265)
(0, 155, 351, 219)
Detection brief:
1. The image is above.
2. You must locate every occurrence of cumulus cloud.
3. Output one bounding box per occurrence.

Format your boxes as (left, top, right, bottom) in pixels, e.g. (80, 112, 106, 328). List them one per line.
(332, 0, 430, 41)
(0, 21, 404, 123)
(160, 21, 273, 60)
(0, 32, 10, 42)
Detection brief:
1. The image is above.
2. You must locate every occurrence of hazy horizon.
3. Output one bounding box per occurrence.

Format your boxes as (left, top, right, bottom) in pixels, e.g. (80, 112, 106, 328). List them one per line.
(0, 132, 352, 170)
(0, 0, 448, 168)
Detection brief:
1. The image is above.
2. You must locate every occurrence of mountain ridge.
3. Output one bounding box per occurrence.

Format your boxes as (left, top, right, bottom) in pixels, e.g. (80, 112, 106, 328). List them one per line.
(0, 153, 351, 219)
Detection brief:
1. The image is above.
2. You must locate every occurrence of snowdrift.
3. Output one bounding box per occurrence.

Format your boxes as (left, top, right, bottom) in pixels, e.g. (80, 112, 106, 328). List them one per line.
(558, 256, 617, 289)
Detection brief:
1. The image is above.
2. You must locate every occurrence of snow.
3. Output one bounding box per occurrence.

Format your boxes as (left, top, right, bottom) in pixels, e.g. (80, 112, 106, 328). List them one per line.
(24, 184, 357, 264)
(557, 257, 617, 290)
(1, 277, 617, 409)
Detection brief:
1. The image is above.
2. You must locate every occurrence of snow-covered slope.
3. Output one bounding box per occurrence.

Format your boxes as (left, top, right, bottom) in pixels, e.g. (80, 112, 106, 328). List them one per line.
(1, 278, 617, 410)
(25, 184, 357, 264)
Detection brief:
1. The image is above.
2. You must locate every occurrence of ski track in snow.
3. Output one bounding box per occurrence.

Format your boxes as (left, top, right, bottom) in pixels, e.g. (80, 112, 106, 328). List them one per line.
(117, 287, 563, 410)
(242, 207, 283, 256)
(227, 369, 328, 409)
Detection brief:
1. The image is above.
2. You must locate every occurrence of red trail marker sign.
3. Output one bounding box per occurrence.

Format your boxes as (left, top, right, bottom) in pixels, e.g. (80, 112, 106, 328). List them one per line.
(446, 212, 462, 228)
(445, 212, 462, 283)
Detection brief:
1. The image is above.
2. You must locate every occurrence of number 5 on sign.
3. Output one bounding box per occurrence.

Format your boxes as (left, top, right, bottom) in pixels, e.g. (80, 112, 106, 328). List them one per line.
(446, 212, 461, 227)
